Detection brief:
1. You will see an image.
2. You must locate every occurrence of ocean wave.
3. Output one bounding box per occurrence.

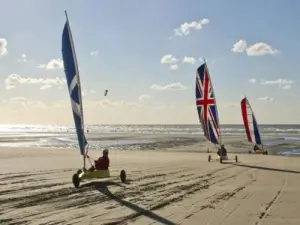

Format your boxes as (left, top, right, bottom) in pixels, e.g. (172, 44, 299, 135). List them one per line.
(0, 125, 300, 156)
(280, 137, 300, 140)
(278, 149, 300, 156)
(0, 124, 300, 150)
(0, 124, 300, 135)
(55, 137, 74, 142)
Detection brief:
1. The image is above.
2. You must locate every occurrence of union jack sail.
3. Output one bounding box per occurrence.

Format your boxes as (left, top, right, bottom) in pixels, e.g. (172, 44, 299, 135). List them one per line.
(195, 63, 221, 145)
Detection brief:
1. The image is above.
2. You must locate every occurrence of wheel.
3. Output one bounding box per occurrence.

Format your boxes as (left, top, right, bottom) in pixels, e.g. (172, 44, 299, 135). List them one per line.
(72, 173, 80, 188)
(235, 155, 238, 163)
(264, 151, 268, 155)
(120, 170, 126, 183)
(219, 157, 223, 163)
(208, 155, 211, 162)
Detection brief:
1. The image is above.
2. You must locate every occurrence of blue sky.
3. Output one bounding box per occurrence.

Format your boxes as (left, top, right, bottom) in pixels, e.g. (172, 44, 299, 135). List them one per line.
(0, 0, 299, 124)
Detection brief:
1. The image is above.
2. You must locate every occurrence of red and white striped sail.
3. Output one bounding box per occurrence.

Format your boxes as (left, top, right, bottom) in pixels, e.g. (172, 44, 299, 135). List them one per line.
(241, 97, 262, 145)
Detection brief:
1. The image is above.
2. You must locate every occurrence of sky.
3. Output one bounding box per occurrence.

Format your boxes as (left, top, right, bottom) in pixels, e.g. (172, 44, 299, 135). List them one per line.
(0, 0, 299, 125)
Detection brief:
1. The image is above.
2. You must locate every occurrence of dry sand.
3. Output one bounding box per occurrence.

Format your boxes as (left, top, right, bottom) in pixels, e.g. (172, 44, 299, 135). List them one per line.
(1, 144, 300, 225)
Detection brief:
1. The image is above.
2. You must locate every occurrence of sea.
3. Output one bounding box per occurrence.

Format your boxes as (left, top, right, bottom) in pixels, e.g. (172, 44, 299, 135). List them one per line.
(0, 124, 299, 156)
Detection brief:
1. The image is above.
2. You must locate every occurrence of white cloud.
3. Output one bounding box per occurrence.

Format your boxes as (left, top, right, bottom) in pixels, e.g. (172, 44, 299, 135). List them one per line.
(280, 85, 292, 90)
(7, 97, 48, 109)
(257, 96, 274, 102)
(82, 89, 97, 96)
(231, 39, 279, 56)
(0, 38, 8, 56)
(99, 99, 123, 107)
(9, 97, 27, 103)
(17, 53, 27, 63)
(52, 99, 134, 109)
(37, 59, 63, 70)
(126, 102, 141, 108)
(182, 56, 196, 64)
(172, 18, 209, 37)
(99, 99, 140, 108)
(40, 84, 52, 90)
(260, 78, 294, 89)
(246, 43, 279, 56)
(90, 50, 98, 56)
(150, 82, 187, 91)
(160, 54, 178, 64)
(138, 94, 152, 101)
(249, 78, 256, 84)
(5, 74, 66, 90)
(231, 39, 247, 53)
(0, 96, 298, 124)
(170, 64, 178, 70)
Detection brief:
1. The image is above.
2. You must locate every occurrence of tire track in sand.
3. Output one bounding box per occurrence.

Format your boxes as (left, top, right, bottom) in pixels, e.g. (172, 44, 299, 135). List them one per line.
(254, 174, 288, 225)
(0, 164, 238, 224)
(100, 165, 258, 225)
(0, 162, 259, 225)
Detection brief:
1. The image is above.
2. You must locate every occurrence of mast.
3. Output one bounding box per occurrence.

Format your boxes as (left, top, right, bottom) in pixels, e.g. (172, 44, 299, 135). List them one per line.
(64, 10, 68, 20)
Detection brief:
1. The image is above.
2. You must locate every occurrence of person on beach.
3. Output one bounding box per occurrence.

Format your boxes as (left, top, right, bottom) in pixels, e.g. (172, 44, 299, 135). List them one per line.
(87, 149, 110, 172)
(217, 144, 227, 157)
(253, 144, 260, 152)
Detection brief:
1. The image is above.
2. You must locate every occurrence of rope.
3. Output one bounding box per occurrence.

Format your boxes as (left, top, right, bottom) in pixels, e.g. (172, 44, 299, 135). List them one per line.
(86, 155, 95, 166)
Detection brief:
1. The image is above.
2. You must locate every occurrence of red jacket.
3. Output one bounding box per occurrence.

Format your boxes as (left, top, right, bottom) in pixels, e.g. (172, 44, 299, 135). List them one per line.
(94, 156, 110, 170)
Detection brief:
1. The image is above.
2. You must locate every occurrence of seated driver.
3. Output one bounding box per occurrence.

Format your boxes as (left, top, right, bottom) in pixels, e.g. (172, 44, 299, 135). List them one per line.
(253, 144, 260, 152)
(221, 144, 227, 156)
(87, 149, 110, 172)
(217, 145, 227, 157)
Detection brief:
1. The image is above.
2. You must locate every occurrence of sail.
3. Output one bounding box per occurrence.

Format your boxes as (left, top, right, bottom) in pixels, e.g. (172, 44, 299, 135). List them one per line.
(241, 97, 262, 145)
(62, 12, 88, 156)
(195, 63, 221, 145)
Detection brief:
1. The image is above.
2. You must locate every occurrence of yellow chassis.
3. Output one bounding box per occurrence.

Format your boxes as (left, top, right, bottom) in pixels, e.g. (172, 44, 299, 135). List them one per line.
(79, 169, 110, 180)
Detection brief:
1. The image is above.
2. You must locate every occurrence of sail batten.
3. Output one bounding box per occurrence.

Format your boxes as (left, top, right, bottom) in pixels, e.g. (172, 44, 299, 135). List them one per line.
(241, 97, 262, 145)
(62, 11, 88, 157)
(195, 63, 221, 145)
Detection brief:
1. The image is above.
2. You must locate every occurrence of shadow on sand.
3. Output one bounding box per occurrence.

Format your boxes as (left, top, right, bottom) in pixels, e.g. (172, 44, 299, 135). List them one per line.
(223, 162, 300, 174)
(82, 181, 177, 225)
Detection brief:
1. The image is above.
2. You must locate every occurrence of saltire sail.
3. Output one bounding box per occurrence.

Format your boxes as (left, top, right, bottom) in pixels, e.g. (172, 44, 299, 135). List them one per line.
(62, 11, 88, 158)
(195, 62, 221, 145)
(240, 96, 262, 145)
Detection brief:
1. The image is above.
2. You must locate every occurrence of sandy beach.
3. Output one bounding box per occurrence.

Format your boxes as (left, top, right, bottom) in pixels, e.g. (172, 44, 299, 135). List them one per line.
(1, 141, 300, 225)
